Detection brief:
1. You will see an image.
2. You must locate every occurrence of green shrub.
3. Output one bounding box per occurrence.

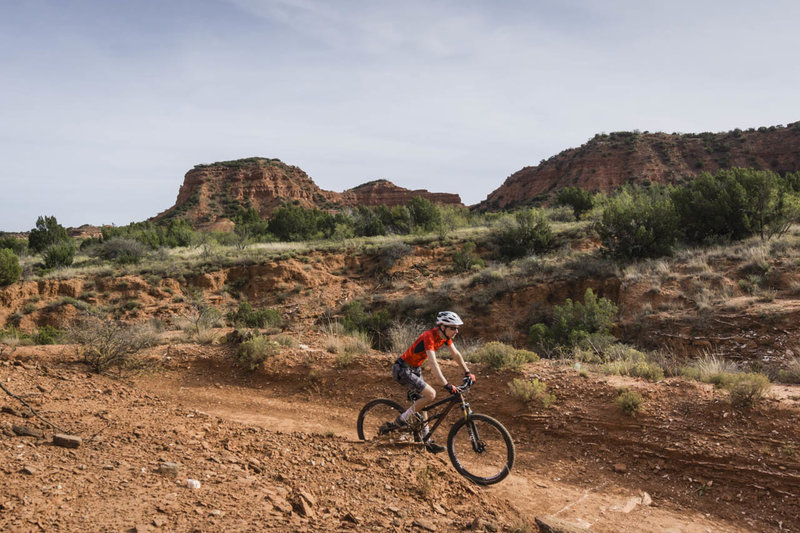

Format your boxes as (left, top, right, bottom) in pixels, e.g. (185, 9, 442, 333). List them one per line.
(0, 248, 22, 285)
(451, 242, 485, 273)
(32, 325, 63, 345)
(508, 378, 555, 407)
(616, 388, 643, 416)
(43, 241, 75, 268)
(227, 301, 283, 329)
(672, 168, 800, 243)
(407, 196, 442, 233)
(236, 335, 279, 370)
(339, 301, 392, 349)
(0, 236, 27, 255)
(598, 185, 680, 258)
(470, 341, 539, 370)
(493, 208, 553, 260)
(725, 372, 770, 408)
(554, 186, 594, 219)
(99, 237, 148, 264)
(530, 288, 617, 351)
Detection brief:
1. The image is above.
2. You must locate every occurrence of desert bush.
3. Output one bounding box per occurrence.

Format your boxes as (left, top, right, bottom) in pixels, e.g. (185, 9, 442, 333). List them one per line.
(616, 388, 643, 416)
(725, 372, 770, 408)
(554, 186, 594, 219)
(0, 248, 22, 285)
(43, 241, 75, 268)
(388, 320, 426, 354)
(236, 335, 279, 370)
(598, 185, 680, 259)
(32, 325, 63, 345)
(0, 236, 27, 255)
(602, 358, 664, 382)
(776, 357, 800, 384)
(508, 377, 555, 407)
(67, 317, 156, 373)
(492, 208, 554, 260)
(182, 294, 222, 338)
(227, 301, 283, 329)
(274, 334, 296, 347)
(99, 237, 148, 264)
(451, 242, 485, 273)
(529, 288, 618, 352)
(340, 301, 392, 349)
(680, 353, 738, 383)
(376, 241, 413, 269)
(672, 168, 800, 243)
(469, 341, 539, 370)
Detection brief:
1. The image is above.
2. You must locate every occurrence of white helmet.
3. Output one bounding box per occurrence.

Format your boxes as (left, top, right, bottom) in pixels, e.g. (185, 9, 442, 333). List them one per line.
(436, 311, 463, 327)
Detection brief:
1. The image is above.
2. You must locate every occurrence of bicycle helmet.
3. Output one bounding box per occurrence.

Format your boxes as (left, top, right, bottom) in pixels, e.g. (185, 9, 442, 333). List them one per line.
(436, 311, 463, 327)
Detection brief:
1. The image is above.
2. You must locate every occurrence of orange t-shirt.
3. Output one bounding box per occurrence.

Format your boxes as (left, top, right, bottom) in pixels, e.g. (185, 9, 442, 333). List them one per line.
(400, 328, 452, 367)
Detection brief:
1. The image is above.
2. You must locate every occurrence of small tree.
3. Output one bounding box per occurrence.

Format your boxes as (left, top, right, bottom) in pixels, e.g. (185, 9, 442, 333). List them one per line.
(0, 249, 22, 285)
(554, 186, 594, 219)
(28, 215, 69, 253)
(407, 196, 441, 233)
(43, 241, 75, 268)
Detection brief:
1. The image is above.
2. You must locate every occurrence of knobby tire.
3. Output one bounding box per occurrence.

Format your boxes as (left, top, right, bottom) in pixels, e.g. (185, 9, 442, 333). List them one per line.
(447, 413, 515, 485)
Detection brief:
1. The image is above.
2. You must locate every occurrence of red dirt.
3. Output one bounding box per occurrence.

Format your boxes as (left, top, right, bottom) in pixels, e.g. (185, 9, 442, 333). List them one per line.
(3, 338, 798, 532)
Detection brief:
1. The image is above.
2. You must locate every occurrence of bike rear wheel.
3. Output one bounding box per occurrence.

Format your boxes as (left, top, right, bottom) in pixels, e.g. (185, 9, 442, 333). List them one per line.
(356, 398, 404, 441)
(447, 413, 515, 485)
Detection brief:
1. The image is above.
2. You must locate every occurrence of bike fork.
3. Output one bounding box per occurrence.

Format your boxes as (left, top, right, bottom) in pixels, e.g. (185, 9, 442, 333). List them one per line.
(460, 401, 485, 453)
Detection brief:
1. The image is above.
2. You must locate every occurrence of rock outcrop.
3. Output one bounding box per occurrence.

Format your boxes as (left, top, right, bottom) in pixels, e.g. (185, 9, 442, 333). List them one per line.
(478, 122, 800, 211)
(343, 179, 462, 207)
(153, 158, 462, 228)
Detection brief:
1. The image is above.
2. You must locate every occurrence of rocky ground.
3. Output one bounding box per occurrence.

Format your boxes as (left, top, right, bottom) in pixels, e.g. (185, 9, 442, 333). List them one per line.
(3, 339, 799, 532)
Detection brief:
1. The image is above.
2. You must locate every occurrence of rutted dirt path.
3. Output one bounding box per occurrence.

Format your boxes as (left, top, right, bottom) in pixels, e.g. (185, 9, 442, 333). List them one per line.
(3, 342, 799, 531)
(137, 347, 766, 532)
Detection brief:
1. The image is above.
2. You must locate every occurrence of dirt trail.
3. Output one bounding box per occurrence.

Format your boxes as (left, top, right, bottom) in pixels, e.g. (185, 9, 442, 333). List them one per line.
(3, 343, 798, 531)
(139, 352, 757, 532)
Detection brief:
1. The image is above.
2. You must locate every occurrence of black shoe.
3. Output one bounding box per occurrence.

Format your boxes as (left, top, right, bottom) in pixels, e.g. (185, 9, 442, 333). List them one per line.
(378, 421, 396, 435)
(425, 440, 445, 454)
(394, 415, 407, 427)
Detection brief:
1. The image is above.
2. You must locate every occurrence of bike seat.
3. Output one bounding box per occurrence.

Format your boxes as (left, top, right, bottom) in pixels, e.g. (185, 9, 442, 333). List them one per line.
(407, 390, 423, 402)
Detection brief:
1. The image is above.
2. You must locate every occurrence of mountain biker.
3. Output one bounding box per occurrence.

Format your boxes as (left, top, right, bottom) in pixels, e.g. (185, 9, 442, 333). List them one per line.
(389, 311, 476, 453)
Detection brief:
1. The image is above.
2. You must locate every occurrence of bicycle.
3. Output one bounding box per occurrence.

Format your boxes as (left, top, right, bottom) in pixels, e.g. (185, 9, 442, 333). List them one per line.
(356, 379, 515, 485)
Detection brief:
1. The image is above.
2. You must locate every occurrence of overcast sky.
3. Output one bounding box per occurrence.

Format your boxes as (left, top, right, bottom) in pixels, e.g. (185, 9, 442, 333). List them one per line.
(1, 0, 798, 232)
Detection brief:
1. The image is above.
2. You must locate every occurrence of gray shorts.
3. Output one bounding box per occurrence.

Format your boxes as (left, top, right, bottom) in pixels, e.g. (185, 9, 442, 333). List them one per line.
(392, 359, 427, 393)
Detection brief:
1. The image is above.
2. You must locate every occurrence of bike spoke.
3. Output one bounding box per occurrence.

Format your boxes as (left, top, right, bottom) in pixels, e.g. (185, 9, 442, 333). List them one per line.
(357, 399, 404, 441)
(448, 415, 513, 484)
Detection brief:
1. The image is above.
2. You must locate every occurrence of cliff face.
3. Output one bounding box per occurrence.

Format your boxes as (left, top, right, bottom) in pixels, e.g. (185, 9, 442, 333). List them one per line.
(479, 122, 800, 211)
(153, 158, 463, 227)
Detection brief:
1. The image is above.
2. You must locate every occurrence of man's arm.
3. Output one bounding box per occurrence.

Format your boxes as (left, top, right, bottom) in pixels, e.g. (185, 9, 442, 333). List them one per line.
(427, 349, 448, 386)
(447, 343, 470, 374)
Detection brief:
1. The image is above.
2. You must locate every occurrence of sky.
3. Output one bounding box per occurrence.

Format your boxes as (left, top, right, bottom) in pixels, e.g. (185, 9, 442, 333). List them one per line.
(1, 0, 798, 232)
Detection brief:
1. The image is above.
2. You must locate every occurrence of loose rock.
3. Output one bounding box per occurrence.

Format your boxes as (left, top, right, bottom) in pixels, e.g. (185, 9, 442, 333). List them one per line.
(53, 434, 82, 449)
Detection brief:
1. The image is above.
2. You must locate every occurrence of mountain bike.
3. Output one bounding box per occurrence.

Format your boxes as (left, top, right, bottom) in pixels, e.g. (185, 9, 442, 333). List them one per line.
(356, 379, 515, 485)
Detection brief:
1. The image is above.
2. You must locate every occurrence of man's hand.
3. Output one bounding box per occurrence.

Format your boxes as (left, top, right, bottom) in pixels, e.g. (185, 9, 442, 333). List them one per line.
(444, 383, 458, 395)
(464, 372, 476, 386)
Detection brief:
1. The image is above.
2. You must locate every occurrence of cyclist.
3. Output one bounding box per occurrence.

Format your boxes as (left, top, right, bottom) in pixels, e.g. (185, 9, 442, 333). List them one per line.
(389, 311, 476, 453)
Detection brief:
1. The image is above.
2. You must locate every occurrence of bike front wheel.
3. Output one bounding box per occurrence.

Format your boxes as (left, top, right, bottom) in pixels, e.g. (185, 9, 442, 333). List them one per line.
(447, 413, 515, 485)
(356, 398, 404, 441)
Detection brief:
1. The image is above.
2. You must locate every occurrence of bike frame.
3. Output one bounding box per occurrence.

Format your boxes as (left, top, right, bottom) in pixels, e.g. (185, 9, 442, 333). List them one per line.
(415, 390, 472, 442)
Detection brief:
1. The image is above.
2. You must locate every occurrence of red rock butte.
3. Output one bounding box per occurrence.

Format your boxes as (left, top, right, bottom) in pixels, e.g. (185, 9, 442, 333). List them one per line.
(152, 158, 462, 229)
